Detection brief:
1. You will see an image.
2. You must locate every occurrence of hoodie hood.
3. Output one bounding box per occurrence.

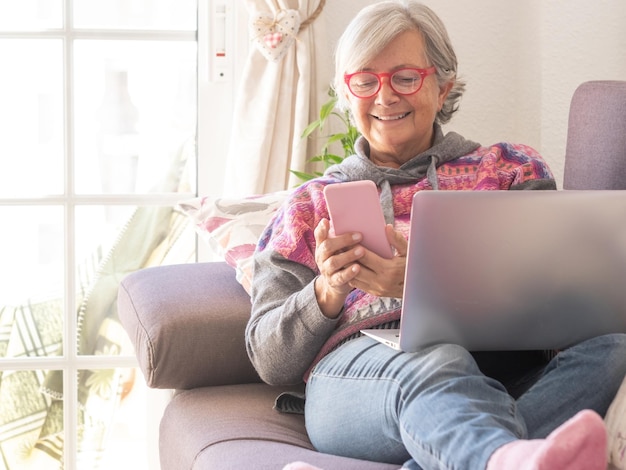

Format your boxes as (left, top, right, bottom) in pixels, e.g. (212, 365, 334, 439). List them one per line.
(324, 123, 480, 224)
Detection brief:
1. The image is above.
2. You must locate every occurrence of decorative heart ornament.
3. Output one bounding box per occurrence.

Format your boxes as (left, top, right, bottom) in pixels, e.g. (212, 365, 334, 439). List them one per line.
(250, 9, 301, 63)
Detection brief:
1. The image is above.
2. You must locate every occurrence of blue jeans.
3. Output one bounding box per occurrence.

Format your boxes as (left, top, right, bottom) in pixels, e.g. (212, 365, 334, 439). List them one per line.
(305, 334, 626, 470)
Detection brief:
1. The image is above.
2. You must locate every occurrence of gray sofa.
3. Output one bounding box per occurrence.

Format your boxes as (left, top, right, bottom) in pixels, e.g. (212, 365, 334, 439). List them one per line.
(118, 81, 626, 470)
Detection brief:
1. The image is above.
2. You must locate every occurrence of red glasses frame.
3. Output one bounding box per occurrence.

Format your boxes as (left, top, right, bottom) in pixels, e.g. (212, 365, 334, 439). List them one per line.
(344, 66, 437, 99)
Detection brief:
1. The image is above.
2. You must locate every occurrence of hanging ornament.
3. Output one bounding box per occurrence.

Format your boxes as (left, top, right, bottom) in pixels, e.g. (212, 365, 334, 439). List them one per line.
(250, 9, 301, 63)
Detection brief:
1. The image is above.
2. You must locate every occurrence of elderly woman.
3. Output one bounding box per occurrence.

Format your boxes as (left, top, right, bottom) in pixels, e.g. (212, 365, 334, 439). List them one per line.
(246, 1, 626, 469)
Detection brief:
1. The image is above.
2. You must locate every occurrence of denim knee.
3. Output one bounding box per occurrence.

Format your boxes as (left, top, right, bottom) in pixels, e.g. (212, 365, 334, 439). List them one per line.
(594, 333, 626, 385)
(571, 333, 626, 372)
(560, 333, 626, 412)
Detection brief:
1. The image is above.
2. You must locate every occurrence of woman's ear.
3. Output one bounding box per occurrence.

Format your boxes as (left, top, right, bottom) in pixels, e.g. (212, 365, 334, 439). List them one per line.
(438, 80, 454, 110)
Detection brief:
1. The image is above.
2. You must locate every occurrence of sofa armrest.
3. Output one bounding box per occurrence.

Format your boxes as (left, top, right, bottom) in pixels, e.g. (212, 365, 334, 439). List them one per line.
(118, 262, 261, 389)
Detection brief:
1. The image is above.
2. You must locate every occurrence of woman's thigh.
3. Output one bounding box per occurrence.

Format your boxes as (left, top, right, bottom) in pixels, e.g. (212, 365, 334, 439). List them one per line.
(305, 337, 521, 468)
(305, 338, 411, 464)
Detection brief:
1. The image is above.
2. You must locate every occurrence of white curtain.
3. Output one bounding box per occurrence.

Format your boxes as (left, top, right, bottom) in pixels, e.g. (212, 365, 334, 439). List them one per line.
(223, 0, 331, 196)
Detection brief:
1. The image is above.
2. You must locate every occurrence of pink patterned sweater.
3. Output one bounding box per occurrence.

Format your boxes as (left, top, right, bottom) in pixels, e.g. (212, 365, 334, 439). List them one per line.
(246, 133, 556, 386)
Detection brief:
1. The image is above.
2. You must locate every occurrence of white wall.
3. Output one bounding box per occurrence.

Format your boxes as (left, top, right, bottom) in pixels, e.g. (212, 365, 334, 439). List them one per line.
(322, 1, 626, 187)
(539, 0, 626, 185)
(204, 1, 625, 193)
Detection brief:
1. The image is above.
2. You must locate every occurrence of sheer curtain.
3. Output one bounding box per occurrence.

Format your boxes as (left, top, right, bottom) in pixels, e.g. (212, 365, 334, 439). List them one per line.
(224, 0, 330, 196)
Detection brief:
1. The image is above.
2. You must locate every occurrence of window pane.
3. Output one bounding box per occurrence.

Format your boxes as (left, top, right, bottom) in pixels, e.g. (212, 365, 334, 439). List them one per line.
(73, 40, 197, 195)
(0, 40, 64, 197)
(0, 368, 156, 470)
(74, 205, 194, 357)
(73, 0, 196, 30)
(74, 205, 139, 358)
(0, 0, 62, 30)
(0, 207, 64, 359)
(0, 369, 64, 469)
(78, 368, 157, 469)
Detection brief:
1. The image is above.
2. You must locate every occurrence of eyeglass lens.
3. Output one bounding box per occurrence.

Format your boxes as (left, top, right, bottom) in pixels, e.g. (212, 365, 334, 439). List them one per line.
(348, 69, 424, 97)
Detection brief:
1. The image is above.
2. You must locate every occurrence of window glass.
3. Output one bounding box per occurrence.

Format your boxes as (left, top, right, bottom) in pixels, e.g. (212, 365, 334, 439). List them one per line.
(0, 207, 64, 359)
(0, 39, 64, 197)
(0, 1, 63, 30)
(95, 369, 160, 469)
(73, 0, 196, 30)
(74, 205, 194, 357)
(0, 368, 153, 469)
(0, 1, 198, 468)
(77, 368, 149, 468)
(0, 369, 64, 467)
(73, 40, 197, 195)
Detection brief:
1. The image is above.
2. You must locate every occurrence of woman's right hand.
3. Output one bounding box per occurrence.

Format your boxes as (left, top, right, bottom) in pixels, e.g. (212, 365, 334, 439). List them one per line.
(313, 218, 365, 318)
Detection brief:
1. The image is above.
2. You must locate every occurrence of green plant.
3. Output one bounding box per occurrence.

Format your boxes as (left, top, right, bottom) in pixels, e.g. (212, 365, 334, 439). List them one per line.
(292, 90, 360, 183)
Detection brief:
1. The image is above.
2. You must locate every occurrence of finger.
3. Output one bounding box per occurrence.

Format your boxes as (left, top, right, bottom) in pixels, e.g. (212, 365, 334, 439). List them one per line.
(315, 218, 340, 266)
(314, 218, 331, 245)
(318, 252, 362, 302)
(349, 263, 404, 298)
(320, 231, 363, 260)
(336, 262, 361, 286)
(326, 246, 365, 278)
(386, 224, 408, 257)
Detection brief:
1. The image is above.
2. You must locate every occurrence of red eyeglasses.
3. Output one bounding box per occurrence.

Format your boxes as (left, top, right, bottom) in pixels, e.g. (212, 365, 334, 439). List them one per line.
(344, 66, 437, 99)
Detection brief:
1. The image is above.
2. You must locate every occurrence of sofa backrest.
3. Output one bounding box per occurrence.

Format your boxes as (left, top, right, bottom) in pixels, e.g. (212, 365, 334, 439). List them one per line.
(563, 80, 626, 190)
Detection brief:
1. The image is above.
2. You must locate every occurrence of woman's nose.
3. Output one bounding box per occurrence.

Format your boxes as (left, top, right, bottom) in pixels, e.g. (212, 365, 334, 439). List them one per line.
(375, 77, 400, 105)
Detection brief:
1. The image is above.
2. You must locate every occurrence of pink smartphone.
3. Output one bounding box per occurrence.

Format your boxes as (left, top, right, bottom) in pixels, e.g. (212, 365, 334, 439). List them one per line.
(323, 180, 394, 259)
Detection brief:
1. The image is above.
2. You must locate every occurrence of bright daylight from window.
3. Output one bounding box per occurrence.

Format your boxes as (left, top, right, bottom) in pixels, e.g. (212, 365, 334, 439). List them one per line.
(0, 1, 197, 468)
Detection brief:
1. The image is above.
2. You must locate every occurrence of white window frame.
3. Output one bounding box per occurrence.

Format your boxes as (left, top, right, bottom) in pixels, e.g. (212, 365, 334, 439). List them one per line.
(0, 2, 216, 468)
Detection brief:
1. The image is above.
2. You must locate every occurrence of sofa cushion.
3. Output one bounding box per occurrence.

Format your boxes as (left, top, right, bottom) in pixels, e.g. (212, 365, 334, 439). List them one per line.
(159, 383, 399, 470)
(118, 262, 260, 389)
(193, 440, 401, 470)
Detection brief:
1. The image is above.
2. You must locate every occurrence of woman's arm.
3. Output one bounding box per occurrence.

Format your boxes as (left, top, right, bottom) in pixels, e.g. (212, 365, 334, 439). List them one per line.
(246, 249, 339, 385)
(245, 181, 407, 385)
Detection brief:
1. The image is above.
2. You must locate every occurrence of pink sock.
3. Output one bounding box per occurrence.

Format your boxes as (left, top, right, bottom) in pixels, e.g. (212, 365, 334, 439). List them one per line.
(487, 409, 607, 470)
(282, 463, 324, 470)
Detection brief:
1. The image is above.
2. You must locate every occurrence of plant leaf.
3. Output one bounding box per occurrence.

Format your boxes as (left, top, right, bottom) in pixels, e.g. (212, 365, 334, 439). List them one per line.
(294, 90, 361, 184)
(290, 169, 315, 182)
(301, 120, 322, 139)
(319, 96, 338, 122)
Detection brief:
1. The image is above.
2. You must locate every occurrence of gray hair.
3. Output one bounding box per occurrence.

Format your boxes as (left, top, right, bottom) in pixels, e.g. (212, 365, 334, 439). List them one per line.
(333, 0, 464, 124)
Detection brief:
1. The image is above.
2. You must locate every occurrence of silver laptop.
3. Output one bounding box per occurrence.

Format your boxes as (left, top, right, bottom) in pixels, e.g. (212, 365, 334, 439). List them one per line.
(361, 190, 626, 352)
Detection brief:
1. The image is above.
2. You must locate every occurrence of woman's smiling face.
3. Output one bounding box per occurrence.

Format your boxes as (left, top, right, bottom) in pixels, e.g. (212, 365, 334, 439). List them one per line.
(345, 29, 453, 168)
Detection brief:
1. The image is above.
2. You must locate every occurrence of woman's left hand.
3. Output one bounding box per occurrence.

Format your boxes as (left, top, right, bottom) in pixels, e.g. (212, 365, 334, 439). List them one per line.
(348, 224, 408, 298)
